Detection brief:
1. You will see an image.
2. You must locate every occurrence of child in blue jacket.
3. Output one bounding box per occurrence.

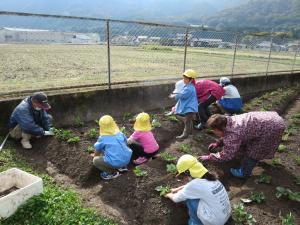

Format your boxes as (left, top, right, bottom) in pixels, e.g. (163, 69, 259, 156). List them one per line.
(93, 115, 132, 180)
(170, 69, 198, 140)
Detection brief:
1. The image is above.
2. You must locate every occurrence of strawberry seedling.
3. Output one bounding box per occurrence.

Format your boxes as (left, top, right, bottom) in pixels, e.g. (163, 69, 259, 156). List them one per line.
(67, 136, 80, 144)
(74, 116, 84, 127)
(280, 212, 296, 225)
(53, 128, 73, 141)
(271, 158, 282, 167)
(167, 115, 178, 122)
(166, 163, 177, 174)
(179, 144, 192, 154)
(294, 155, 300, 166)
(249, 192, 265, 203)
(155, 185, 171, 196)
(276, 187, 300, 202)
(133, 166, 148, 177)
(86, 146, 94, 154)
(232, 203, 256, 225)
(160, 152, 177, 162)
(277, 144, 287, 153)
(88, 128, 98, 139)
(255, 174, 272, 184)
(152, 118, 162, 128)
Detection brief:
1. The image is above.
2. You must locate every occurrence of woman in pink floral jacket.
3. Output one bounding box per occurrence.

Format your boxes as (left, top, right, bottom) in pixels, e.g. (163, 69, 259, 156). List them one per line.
(199, 112, 286, 178)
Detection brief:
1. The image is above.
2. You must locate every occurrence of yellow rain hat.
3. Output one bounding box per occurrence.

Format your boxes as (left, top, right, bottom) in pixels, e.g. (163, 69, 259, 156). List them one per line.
(134, 112, 152, 132)
(99, 115, 120, 136)
(176, 154, 208, 178)
(183, 69, 198, 79)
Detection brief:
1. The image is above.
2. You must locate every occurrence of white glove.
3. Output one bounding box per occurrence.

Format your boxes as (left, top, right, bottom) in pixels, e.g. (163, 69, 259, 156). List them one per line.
(44, 130, 54, 136)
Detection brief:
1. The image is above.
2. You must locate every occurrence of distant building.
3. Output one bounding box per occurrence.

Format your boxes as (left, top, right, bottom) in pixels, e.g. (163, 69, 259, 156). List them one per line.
(190, 38, 222, 48)
(111, 35, 136, 46)
(0, 27, 100, 44)
(286, 42, 300, 52)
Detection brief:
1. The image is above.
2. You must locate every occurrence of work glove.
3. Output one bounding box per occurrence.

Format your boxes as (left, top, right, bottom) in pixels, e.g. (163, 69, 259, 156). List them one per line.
(208, 142, 219, 152)
(199, 154, 212, 161)
(44, 130, 54, 136)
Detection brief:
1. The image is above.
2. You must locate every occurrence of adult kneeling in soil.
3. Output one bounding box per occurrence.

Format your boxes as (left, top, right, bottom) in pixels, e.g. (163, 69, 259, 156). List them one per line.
(165, 154, 231, 225)
(92, 115, 132, 180)
(169, 69, 198, 140)
(127, 112, 159, 165)
(199, 112, 286, 178)
(8, 92, 54, 149)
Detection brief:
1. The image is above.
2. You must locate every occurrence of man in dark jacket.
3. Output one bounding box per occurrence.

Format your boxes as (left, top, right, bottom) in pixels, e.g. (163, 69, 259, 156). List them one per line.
(8, 92, 54, 149)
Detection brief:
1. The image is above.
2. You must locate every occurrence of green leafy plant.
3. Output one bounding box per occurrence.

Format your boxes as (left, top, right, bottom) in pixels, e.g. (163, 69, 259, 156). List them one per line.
(67, 136, 80, 144)
(276, 187, 300, 202)
(167, 115, 178, 122)
(166, 164, 177, 174)
(122, 112, 132, 121)
(160, 152, 177, 162)
(249, 192, 265, 203)
(87, 146, 94, 154)
(232, 203, 256, 225)
(179, 144, 192, 154)
(255, 174, 272, 184)
(53, 128, 73, 141)
(277, 144, 287, 153)
(271, 158, 282, 167)
(152, 118, 162, 128)
(74, 116, 84, 127)
(294, 176, 300, 186)
(133, 167, 148, 177)
(155, 185, 171, 196)
(280, 212, 295, 225)
(120, 126, 129, 136)
(281, 132, 289, 142)
(294, 155, 300, 166)
(88, 128, 98, 139)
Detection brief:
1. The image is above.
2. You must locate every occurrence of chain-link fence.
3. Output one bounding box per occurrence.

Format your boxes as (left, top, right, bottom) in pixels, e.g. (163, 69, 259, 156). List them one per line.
(0, 11, 299, 95)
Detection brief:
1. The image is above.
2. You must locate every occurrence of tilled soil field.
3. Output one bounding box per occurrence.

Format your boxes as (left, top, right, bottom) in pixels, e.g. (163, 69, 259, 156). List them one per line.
(15, 86, 300, 225)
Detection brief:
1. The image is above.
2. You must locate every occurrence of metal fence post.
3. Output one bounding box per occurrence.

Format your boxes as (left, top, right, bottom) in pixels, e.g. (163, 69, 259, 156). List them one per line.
(291, 47, 299, 74)
(106, 20, 111, 89)
(231, 33, 238, 77)
(265, 32, 273, 76)
(183, 28, 189, 72)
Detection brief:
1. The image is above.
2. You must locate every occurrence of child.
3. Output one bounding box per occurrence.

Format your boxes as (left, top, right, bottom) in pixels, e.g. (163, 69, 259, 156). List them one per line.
(170, 69, 198, 140)
(165, 155, 231, 225)
(93, 115, 132, 180)
(217, 77, 243, 115)
(128, 112, 159, 165)
(165, 80, 185, 116)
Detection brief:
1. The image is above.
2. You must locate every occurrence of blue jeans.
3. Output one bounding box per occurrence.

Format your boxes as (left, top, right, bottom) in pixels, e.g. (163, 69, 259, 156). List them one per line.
(241, 157, 258, 177)
(186, 199, 204, 225)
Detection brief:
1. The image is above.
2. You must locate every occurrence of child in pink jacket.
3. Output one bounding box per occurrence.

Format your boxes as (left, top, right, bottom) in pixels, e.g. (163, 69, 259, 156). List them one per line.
(128, 112, 159, 165)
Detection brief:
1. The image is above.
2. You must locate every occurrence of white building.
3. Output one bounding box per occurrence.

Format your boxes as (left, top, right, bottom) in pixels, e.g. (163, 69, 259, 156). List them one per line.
(0, 27, 100, 44)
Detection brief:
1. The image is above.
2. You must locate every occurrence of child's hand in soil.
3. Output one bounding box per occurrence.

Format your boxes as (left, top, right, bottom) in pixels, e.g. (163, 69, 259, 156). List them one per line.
(90, 153, 95, 157)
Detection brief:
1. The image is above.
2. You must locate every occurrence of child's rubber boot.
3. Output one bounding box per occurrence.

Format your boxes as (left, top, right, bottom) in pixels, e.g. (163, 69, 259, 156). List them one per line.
(230, 168, 245, 178)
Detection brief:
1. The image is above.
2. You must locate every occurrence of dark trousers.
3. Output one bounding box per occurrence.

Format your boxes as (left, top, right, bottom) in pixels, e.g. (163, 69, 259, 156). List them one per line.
(129, 143, 158, 160)
(198, 95, 216, 124)
(241, 157, 258, 176)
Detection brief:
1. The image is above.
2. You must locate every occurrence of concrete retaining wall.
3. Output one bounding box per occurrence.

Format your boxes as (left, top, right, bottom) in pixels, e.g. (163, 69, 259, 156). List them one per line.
(1, 72, 300, 133)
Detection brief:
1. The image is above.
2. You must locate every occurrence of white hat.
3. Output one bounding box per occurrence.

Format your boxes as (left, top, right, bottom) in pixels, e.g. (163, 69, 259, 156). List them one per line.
(219, 77, 231, 86)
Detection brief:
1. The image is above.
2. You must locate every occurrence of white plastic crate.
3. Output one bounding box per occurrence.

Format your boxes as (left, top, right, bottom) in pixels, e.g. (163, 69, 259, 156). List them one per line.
(0, 168, 43, 219)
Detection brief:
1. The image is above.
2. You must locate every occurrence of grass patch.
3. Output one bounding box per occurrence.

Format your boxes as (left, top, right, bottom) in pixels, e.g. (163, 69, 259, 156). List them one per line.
(0, 137, 116, 225)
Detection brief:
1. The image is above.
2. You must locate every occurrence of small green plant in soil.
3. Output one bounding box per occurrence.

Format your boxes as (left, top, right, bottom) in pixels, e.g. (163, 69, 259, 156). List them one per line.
(255, 174, 272, 184)
(155, 185, 171, 196)
(179, 144, 192, 154)
(67, 136, 81, 144)
(249, 192, 265, 203)
(152, 118, 162, 128)
(133, 166, 148, 177)
(277, 144, 287, 153)
(122, 112, 132, 121)
(160, 152, 177, 162)
(88, 128, 98, 139)
(281, 132, 289, 142)
(280, 212, 295, 225)
(167, 115, 178, 122)
(271, 158, 282, 167)
(53, 128, 73, 141)
(276, 187, 300, 202)
(120, 126, 129, 137)
(294, 176, 300, 186)
(294, 155, 300, 166)
(74, 116, 84, 127)
(87, 146, 94, 154)
(232, 203, 256, 225)
(166, 164, 177, 174)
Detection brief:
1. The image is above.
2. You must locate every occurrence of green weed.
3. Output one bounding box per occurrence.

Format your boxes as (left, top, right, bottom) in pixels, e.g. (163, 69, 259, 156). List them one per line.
(133, 167, 148, 177)
(74, 116, 84, 127)
(294, 155, 300, 166)
(122, 112, 132, 121)
(88, 128, 98, 139)
(280, 212, 295, 225)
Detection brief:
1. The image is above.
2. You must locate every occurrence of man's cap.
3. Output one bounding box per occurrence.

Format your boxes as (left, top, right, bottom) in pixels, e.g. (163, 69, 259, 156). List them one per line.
(32, 92, 51, 110)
